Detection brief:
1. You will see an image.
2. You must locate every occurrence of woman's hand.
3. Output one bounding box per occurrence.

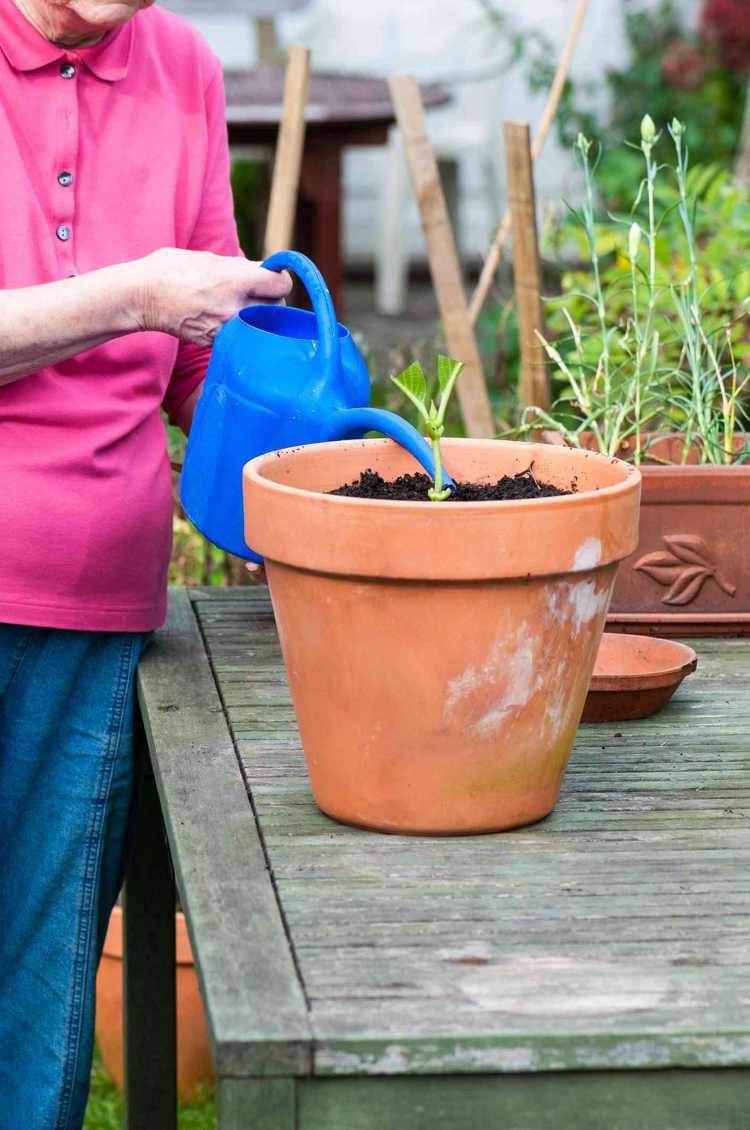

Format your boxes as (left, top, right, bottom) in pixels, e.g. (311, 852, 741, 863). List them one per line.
(245, 562, 268, 585)
(135, 249, 291, 347)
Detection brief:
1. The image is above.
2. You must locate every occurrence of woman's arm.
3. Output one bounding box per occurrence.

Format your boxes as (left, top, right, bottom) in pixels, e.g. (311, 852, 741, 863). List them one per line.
(0, 248, 290, 387)
(174, 380, 204, 436)
(0, 263, 142, 385)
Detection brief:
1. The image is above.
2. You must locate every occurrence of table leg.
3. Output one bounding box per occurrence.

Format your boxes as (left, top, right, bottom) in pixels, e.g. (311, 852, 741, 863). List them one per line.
(297, 137, 343, 313)
(122, 741, 177, 1130)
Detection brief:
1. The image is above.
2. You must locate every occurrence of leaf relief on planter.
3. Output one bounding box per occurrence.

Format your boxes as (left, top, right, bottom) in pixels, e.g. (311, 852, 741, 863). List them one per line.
(634, 533, 737, 605)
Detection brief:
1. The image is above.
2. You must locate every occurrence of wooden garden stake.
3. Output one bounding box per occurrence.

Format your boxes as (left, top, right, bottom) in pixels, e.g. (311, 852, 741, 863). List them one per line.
(263, 45, 311, 257)
(504, 121, 549, 411)
(469, 0, 588, 324)
(388, 75, 495, 439)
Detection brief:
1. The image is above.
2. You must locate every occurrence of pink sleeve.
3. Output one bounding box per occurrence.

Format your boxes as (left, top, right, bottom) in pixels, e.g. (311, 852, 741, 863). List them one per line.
(162, 62, 243, 426)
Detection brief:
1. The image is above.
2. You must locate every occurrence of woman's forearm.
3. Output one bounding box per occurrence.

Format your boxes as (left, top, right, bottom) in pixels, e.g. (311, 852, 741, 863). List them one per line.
(0, 262, 143, 386)
(1, 249, 291, 388)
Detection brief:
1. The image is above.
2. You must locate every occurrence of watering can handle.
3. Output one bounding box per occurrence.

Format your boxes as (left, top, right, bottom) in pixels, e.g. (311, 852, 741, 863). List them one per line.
(261, 250, 343, 390)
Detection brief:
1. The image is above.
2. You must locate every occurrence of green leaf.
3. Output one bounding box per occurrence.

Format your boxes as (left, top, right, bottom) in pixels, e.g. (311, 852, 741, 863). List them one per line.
(435, 355, 465, 427)
(437, 355, 464, 392)
(390, 361, 429, 420)
(392, 360, 427, 402)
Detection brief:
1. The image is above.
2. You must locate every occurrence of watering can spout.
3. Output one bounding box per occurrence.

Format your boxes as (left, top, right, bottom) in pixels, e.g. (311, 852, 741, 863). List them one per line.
(328, 407, 456, 493)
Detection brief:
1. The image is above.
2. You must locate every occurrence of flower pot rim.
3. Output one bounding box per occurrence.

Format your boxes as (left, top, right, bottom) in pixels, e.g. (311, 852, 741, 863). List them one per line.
(243, 438, 641, 581)
(637, 463, 750, 475)
(541, 429, 749, 470)
(244, 437, 641, 512)
(589, 634, 697, 692)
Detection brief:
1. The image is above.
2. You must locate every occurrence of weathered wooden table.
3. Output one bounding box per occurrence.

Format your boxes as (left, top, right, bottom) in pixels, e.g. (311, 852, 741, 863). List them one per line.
(124, 587, 750, 1129)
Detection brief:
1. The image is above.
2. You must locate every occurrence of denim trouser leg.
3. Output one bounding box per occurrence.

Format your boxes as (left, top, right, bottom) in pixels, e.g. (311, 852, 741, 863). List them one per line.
(0, 625, 150, 1130)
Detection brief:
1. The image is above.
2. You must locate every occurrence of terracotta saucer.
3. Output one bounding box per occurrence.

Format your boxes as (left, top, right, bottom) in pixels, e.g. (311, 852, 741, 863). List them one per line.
(581, 633, 697, 723)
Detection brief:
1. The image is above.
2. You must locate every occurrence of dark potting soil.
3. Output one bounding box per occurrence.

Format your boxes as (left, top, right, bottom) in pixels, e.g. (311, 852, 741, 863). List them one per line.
(328, 466, 573, 502)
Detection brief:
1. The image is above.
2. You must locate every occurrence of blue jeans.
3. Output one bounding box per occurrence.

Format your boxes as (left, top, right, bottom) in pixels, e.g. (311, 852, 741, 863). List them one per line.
(0, 624, 151, 1130)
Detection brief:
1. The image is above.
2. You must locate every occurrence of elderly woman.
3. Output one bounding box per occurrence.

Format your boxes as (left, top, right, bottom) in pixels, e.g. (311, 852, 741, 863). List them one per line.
(0, 0, 289, 1125)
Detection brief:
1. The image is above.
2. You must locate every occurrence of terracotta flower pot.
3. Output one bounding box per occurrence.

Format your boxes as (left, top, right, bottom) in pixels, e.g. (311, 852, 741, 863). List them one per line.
(95, 906, 213, 1102)
(243, 439, 640, 835)
(542, 432, 750, 636)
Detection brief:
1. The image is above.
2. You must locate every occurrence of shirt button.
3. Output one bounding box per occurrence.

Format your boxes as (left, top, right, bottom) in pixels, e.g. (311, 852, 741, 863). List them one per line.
(58, 172, 73, 187)
(60, 62, 76, 79)
(56, 225, 71, 241)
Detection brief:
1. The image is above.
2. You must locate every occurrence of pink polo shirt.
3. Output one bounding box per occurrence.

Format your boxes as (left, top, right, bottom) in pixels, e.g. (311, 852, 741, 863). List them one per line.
(0, 0, 241, 631)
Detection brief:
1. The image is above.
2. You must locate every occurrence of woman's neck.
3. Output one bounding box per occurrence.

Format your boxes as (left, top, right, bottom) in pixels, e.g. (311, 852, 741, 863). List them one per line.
(11, 0, 106, 48)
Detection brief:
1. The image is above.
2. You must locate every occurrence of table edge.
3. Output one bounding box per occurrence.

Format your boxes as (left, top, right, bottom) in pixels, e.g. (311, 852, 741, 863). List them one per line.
(137, 587, 313, 1078)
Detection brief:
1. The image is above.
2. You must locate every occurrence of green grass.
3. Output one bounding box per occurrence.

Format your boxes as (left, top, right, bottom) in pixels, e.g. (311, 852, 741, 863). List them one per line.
(84, 1044, 216, 1130)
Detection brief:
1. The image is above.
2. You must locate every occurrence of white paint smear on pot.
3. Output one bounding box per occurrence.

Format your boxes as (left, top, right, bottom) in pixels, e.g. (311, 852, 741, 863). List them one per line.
(573, 537, 602, 571)
(443, 626, 537, 737)
(545, 577, 609, 634)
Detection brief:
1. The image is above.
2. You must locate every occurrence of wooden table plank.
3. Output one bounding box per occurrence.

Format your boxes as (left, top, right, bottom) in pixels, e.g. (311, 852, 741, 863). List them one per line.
(137, 588, 312, 1078)
(295, 1069, 750, 1130)
(193, 591, 750, 1084)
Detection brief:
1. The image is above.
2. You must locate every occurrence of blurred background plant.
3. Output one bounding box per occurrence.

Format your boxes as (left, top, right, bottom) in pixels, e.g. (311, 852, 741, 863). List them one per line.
(231, 159, 265, 259)
(549, 162, 750, 372)
(476, 0, 750, 423)
(505, 116, 750, 464)
(478, 0, 750, 210)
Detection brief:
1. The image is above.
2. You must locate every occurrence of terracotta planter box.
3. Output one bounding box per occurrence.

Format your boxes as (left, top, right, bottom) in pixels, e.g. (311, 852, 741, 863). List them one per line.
(543, 433, 750, 636)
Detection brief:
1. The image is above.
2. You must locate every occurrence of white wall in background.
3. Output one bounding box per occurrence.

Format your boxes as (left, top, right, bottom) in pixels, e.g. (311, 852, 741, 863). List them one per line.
(166, 0, 702, 266)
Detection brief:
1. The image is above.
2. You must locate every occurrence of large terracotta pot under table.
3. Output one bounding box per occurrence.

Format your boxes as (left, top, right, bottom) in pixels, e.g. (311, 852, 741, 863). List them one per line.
(543, 433, 750, 637)
(95, 906, 213, 1103)
(243, 438, 641, 835)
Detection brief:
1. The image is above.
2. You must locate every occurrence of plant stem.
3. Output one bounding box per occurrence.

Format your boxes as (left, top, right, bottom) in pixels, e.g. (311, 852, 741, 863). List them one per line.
(631, 260, 643, 464)
(427, 434, 450, 501)
(581, 145, 610, 401)
(431, 436, 443, 494)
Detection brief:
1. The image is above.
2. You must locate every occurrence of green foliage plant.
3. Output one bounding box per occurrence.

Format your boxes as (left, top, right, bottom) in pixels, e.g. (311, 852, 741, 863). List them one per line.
(511, 116, 749, 467)
(549, 162, 750, 378)
(477, 0, 748, 210)
(602, 1, 747, 207)
(390, 356, 465, 500)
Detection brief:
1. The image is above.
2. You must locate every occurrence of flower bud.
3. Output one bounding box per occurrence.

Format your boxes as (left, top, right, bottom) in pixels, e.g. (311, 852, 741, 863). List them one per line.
(640, 114, 656, 143)
(628, 222, 641, 261)
(576, 132, 591, 156)
(671, 117, 683, 138)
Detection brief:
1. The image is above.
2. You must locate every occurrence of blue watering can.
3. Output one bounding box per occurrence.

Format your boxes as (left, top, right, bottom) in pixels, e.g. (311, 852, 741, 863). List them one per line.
(180, 250, 454, 563)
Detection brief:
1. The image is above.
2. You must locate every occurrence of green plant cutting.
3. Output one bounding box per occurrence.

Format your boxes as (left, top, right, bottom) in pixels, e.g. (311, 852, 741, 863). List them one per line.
(509, 114, 750, 466)
(390, 355, 465, 499)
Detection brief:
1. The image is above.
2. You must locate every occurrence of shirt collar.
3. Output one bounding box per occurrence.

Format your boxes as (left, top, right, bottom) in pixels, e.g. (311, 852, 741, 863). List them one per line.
(0, 0, 133, 81)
